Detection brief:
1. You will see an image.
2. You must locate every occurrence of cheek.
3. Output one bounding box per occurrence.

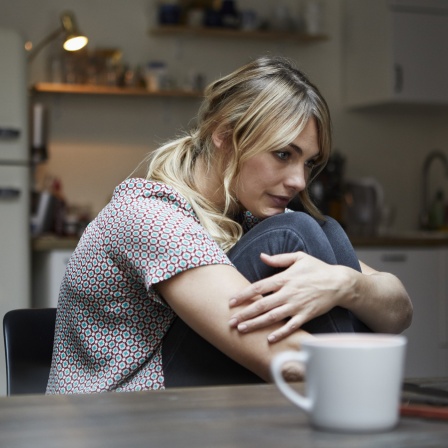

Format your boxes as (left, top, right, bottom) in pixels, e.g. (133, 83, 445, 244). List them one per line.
(239, 167, 269, 193)
(245, 158, 275, 181)
(237, 156, 280, 196)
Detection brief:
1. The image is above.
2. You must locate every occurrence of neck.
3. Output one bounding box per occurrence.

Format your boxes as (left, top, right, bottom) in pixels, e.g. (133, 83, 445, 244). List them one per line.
(194, 156, 226, 210)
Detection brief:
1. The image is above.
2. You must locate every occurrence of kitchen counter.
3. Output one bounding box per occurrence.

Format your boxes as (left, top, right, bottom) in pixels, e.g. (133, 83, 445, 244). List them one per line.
(32, 231, 448, 252)
(351, 231, 448, 247)
(32, 235, 79, 251)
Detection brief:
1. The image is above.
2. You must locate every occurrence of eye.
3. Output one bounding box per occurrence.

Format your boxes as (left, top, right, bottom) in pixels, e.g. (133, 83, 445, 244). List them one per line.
(275, 151, 291, 161)
(305, 159, 318, 170)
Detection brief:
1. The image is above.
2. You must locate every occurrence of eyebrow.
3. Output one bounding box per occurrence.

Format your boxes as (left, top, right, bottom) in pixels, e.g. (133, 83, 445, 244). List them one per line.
(288, 142, 320, 161)
(288, 143, 302, 154)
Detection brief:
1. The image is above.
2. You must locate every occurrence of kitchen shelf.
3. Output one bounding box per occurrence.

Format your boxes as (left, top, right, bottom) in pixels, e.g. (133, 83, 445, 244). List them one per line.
(149, 25, 328, 42)
(31, 83, 203, 98)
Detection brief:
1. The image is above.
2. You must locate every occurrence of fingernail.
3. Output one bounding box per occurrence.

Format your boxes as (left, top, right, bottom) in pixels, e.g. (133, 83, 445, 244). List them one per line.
(237, 324, 247, 332)
(229, 298, 237, 307)
(229, 318, 238, 327)
(267, 334, 276, 342)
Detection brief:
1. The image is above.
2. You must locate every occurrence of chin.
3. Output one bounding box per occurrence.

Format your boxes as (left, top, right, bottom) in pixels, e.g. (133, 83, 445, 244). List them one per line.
(257, 208, 285, 219)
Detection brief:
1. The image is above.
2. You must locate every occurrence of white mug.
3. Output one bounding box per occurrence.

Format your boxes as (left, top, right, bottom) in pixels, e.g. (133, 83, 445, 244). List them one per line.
(271, 333, 407, 433)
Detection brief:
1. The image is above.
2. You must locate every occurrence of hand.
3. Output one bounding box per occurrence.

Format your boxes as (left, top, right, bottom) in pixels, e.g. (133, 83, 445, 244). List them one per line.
(228, 252, 353, 343)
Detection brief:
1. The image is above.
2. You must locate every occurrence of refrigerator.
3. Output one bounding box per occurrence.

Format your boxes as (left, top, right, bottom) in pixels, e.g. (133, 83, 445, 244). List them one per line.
(0, 27, 31, 396)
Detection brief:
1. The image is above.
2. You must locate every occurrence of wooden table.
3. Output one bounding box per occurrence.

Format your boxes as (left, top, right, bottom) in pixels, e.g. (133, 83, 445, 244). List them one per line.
(0, 383, 447, 448)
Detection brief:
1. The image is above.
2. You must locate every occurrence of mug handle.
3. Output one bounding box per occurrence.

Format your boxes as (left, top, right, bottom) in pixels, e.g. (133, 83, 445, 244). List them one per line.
(270, 350, 312, 413)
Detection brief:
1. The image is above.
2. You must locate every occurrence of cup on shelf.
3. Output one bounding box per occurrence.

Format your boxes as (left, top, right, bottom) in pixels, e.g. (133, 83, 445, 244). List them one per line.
(158, 2, 181, 25)
(187, 8, 205, 28)
(240, 10, 258, 31)
(145, 61, 167, 91)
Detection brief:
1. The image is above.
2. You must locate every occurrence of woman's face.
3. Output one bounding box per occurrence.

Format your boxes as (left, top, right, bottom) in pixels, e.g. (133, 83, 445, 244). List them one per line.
(234, 118, 320, 219)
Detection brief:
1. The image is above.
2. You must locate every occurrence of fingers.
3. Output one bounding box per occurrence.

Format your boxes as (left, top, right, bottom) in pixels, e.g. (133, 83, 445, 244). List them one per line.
(266, 315, 306, 343)
(229, 252, 307, 308)
(228, 251, 314, 343)
(229, 275, 287, 308)
(260, 251, 306, 268)
(230, 309, 307, 344)
(229, 296, 290, 329)
(230, 303, 296, 334)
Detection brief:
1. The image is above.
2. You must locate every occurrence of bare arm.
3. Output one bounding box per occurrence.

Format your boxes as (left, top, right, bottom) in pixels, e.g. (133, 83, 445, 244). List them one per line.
(228, 252, 413, 342)
(348, 260, 413, 333)
(156, 263, 309, 382)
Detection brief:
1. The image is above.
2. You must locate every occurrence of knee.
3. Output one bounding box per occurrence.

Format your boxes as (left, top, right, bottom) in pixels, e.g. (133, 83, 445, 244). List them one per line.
(236, 211, 336, 262)
(319, 215, 349, 239)
(266, 211, 322, 233)
(319, 215, 340, 229)
(259, 212, 329, 249)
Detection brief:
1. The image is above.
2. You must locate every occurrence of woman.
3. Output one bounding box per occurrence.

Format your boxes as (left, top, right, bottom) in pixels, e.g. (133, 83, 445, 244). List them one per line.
(46, 57, 412, 394)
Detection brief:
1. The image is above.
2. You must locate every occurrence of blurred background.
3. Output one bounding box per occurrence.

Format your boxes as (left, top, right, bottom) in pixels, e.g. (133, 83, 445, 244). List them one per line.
(2, 0, 447, 232)
(1, 0, 448, 394)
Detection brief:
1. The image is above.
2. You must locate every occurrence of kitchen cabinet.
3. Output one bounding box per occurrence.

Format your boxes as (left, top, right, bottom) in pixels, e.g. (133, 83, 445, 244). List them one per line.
(32, 248, 73, 308)
(343, 0, 448, 108)
(355, 246, 448, 378)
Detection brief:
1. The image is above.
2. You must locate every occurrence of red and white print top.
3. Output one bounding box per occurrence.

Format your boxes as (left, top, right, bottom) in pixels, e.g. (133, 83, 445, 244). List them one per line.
(46, 179, 232, 394)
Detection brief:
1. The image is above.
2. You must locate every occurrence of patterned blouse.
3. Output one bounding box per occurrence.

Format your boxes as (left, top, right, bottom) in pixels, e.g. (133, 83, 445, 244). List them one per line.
(46, 178, 235, 394)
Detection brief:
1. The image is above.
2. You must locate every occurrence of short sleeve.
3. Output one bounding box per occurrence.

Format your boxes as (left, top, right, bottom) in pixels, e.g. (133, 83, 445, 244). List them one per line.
(100, 181, 232, 291)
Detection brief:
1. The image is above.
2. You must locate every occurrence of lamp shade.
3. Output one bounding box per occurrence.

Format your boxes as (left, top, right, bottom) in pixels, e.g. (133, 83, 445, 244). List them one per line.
(63, 35, 88, 52)
(60, 12, 88, 51)
(27, 11, 88, 62)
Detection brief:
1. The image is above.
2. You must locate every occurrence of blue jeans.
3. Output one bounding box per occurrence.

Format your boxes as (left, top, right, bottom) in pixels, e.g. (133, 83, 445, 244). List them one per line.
(162, 212, 370, 387)
(228, 212, 371, 333)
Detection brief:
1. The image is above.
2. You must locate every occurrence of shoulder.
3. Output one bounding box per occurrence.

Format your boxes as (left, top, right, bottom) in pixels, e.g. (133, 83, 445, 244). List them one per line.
(101, 179, 221, 250)
(113, 178, 193, 210)
(105, 179, 230, 283)
(108, 178, 197, 221)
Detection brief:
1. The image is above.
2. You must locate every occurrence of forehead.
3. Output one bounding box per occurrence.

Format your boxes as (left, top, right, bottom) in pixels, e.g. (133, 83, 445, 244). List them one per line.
(289, 119, 320, 157)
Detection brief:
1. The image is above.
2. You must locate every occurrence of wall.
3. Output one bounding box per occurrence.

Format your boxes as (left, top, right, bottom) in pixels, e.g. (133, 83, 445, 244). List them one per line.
(1, 0, 448, 231)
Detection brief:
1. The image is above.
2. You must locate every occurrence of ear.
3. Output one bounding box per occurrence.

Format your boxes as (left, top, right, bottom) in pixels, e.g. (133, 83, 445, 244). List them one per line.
(212, 129, 224, 148)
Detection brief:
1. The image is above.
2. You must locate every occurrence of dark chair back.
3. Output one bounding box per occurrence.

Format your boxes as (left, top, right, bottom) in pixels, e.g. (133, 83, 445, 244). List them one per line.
(3, 308, 56, 395)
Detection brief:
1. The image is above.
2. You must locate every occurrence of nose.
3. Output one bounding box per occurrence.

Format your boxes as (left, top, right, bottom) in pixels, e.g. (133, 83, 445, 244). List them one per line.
(285, 166, 307, 193)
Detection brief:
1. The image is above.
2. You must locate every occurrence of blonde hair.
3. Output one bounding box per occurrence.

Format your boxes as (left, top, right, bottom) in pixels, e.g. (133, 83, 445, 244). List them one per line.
(146, 56, 332, 252)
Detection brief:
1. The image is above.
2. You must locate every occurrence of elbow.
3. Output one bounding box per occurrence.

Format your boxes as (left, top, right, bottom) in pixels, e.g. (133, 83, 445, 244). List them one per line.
(402, 296, 413, 332)
(387, 277, 413, 334)
(392, 293, 413, 334)
(266, 359, 305, 384)
(377, 290, 413, 335)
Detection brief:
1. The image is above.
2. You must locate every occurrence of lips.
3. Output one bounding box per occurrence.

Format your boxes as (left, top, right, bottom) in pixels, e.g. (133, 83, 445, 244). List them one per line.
(269, 194, 291, 208)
